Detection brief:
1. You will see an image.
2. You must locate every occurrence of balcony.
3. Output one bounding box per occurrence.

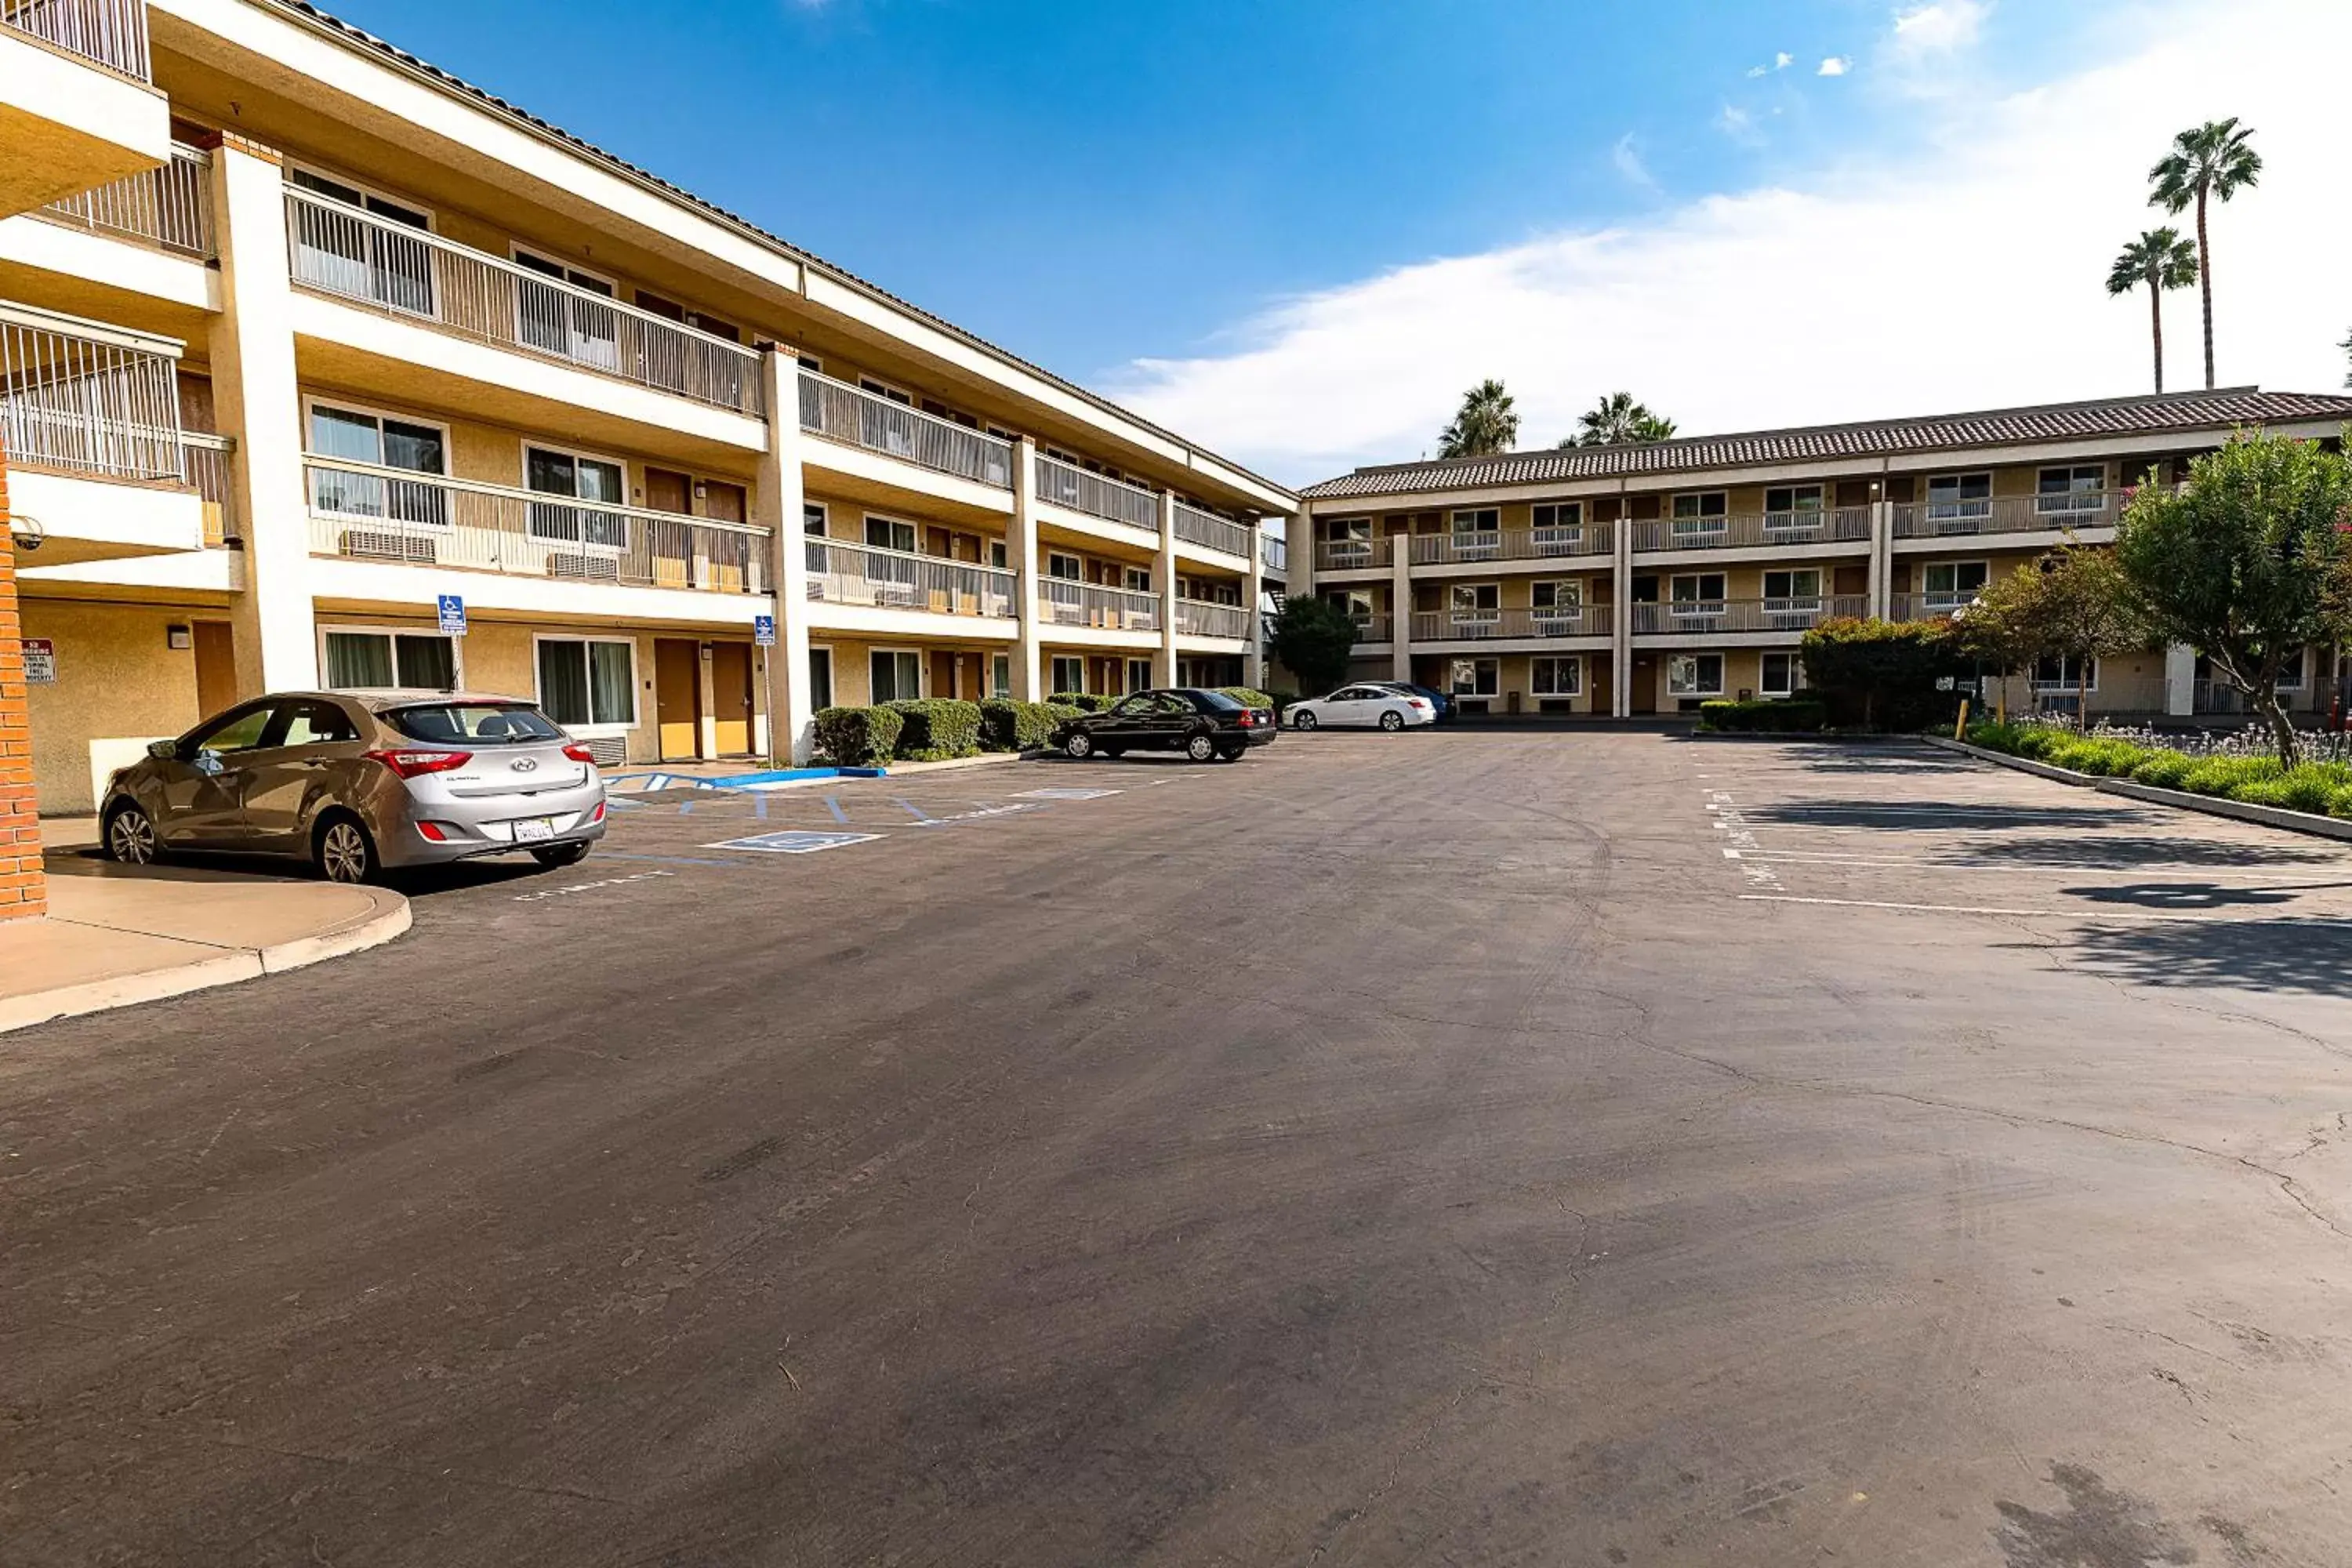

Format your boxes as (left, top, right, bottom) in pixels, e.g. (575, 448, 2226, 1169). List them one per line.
(1408, 523, 1614, 566)
(1, 0, 169, 219)
(1632, 509, 1871, 554)
(1407, 606, 1615, 643)
(1260, 532, 1287, 574)
(1888, 593, 1967, 623)
(1349, 612, 1392, 644)
(1891, 493, 2116, 540)
(804, 537, 1015, 622)
(1038, 579, 1160, 634)
(797, 369, 1014, 492)
(1174, 598, 1250, 640)
(1171, 500, 1250, 561)
(285, 187, 764, 419)
(34, 141, 211, 256)
(1315, 535, 1393, 572)
(1632, 596, 1871, 637)
(303, 456, 771, 601)
(0, 299, 207, 563)
(1034, 453, 1159, 532)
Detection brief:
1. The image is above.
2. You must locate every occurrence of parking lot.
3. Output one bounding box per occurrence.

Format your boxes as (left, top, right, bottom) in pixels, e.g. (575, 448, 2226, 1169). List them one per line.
(6, 731, 2352, 1566)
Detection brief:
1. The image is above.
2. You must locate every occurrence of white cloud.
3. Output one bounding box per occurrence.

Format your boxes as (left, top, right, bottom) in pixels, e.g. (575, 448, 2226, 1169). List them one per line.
(1109, 0, 2351, 487)
(1890, 0, 1990, 58)
(1818, 56, 1852, 76)
(1610, 132, 1657, 191)
(1747, 49, 1795, 77)
(1715, 103, 1759, 143)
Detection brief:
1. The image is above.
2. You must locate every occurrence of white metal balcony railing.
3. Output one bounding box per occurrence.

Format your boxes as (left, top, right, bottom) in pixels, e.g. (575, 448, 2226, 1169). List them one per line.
(1174, 598, 1250, 640)
(1171, 500, 1251, 559)
(1632, 596, 1871, 635)
(1348, 612, 1392, 643)
(1891, 493, 2116, 539)
(1040, 578, 1160, 633)
(283, 188, 764, 416)
(303, 456, 770, 593)
(37, 143, 212, 257)
(0, 301, 183, 481)
(1632, 509, 1873, 553)
(1261, 532, 1287, 573)
(1409, 605, 1616, 642)
(1035, 453, 1160, 532)
(1889, 593, 1973, 622)
(1409, 524, 1615, 565)
(797, 370, 1014, 489)
(1315, 535, 1393, 572)
(181, 430, 236, 546)
(2, 0, 149, 78)
(804, 537, 1015, 619)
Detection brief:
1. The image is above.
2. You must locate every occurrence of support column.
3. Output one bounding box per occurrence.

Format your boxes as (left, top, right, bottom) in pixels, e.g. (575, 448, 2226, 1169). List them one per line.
(0, 441, 44, 921)
(206, 133, 315, 694)
(2164, 643, 2196, 717)
(1009, 437, 1044, 700)
(1388, 545, 1412, 684)
(1867, 498, 1893, 619)
(1155, 492, 1180, 687)
(1610, 493, 1633, 717)
(1243, 515, 1266, 688)
(755, 349, 814, 763)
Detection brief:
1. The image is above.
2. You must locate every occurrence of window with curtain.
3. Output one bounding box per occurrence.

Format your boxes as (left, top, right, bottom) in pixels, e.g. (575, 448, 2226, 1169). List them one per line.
(324, 630, 456, 691)
(526, 447, 627, 549)
(307, 405, 447, 524)
(870, 650, 920, 703)
(538, 638, 636, 728)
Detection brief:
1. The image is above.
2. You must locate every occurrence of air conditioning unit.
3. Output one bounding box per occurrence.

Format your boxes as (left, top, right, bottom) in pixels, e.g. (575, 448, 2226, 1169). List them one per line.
(341, 528, 437, 564)
(550, 553, 622, 582)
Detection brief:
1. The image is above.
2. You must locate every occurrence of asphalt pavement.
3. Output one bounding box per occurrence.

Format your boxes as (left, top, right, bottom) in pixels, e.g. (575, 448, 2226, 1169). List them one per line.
(5, 732, 2352, 1566)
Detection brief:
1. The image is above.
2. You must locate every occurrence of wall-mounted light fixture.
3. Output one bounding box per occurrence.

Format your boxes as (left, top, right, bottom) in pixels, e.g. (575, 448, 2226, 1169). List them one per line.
(166, 624, 193, 650)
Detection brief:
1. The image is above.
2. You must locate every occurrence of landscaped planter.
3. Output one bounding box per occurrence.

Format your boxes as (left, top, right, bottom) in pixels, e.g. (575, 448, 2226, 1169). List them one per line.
(1925, 736, 2352, 844)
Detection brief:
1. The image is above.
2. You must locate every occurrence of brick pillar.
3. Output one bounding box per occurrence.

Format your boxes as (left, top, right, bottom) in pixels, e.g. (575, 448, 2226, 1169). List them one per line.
(0, 439, 47, 921)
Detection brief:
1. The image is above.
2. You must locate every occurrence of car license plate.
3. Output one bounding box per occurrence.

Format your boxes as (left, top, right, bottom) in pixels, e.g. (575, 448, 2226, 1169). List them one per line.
(513, 816, 556, 842)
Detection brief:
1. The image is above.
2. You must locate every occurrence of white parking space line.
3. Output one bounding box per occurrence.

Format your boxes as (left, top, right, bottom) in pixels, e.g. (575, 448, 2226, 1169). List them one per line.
(1706, 791, 1783, 891)
(1734, 894, 2303, 921)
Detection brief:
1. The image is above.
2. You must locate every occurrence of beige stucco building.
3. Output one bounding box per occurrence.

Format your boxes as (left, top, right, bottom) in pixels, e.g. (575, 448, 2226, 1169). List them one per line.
(1, 0, 1293, 824)
(1289, 393, 2352, 722)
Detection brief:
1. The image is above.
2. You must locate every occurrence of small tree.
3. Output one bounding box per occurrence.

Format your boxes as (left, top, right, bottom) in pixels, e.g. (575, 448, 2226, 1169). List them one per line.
(1950, 565, 2047, 718)
(1265, 596, 1362, 696)
(2112, 429, 2352, 766)
(1798, 617, 1969, 731)
(1955, 550, 2146, 720)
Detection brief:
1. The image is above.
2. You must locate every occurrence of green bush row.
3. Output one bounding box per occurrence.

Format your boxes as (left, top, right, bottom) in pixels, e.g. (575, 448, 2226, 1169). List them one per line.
(886, 699, 984, 761)
(811, 705, 904, 768)
(1051, 692, 1116, 712)
(1697, 698, 1828, 733)
(815, 698, 1089, 764)
(1965, 723, 2352, 819)
(978, 699, 1082, 752)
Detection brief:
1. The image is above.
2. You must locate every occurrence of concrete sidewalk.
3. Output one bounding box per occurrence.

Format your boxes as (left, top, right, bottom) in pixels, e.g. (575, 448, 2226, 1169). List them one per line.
(1, 824, 410, 1034)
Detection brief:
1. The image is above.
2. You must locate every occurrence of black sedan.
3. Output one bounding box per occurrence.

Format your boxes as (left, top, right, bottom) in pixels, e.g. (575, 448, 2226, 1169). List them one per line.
(1057, 688, 1276, 763)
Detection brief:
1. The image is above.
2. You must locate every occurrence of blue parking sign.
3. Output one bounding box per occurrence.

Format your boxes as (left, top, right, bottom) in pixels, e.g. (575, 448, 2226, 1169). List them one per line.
(437, 594, 466, 636)
(753, 614, 776, 647)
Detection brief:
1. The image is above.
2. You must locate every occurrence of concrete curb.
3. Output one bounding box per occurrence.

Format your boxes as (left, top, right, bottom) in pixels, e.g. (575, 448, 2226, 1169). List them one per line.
(0, 887, 412, 1036)
(1922, 735, 2352, 844)
(880, 751, 1037, 776)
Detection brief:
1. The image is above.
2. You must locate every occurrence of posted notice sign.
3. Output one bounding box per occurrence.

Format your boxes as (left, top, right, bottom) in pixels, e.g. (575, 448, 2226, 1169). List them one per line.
(753, 614, 776, 647)
(437, 594, 467, 636)
(20, 637, 55, 684)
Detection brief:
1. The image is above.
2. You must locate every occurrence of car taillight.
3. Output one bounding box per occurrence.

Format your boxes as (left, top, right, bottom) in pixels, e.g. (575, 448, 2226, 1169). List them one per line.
(364, 747, 471, 779)
(416, 820, 448, 841)
(1410, 699, 1433, 710)
(562, 743, 597, 764)
(590, 800, 607, 823)
(1236, 710, 1256, 728)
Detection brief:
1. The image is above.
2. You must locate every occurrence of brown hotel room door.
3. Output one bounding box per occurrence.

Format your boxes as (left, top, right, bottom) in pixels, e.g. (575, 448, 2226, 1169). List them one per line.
(655, 638, 703, 760)
(710, 642, 755, 756)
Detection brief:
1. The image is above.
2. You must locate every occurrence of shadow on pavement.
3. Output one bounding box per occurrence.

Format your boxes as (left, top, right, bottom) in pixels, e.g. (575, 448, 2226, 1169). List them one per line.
(2063, 916, 2352, 997)
(2062, 881, 2302, 909)
(1962, 835, 2338, 869)
(1746, 800, 2145, 830)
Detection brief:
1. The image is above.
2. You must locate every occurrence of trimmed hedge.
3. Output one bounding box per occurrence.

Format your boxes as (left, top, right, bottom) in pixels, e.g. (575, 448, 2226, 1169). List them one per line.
(812, 704, 903, 767)
(884, 699, 983, 761)
(1698, 698, 1827, 733)
(978, 699, 1081, 752)
(1218, 687, 1276, 710)
(1964, 722, 2352, 821)
(1051, 692, 1115, 712)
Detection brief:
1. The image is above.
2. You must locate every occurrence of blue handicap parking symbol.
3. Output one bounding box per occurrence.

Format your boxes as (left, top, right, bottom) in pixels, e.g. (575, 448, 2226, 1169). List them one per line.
(706, 829, 881, 855)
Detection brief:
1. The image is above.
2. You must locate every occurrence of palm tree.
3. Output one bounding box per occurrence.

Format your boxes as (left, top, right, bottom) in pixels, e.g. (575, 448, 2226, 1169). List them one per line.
(1437, 379, 1519, 459)
(2147, 118, 2261, 390)
(2103, 228, 2198, 394)
(1564, 391, 1677, 448)
(2340, 327, 2350, 390)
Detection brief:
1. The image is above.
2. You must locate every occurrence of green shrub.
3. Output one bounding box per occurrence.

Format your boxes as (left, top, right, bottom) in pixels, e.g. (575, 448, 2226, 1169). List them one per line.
(2043, 738, 2151, 777)
(884, 699, 983, 761)
(1051, 692, 1115, 712)
(1218, 686, 1276, 710)
(2180, 756, 2283, 797)
(2328, 786, 2352, 820)
(1965, 720, 2031, 753)
(1697, 698, 1827, 733)
(2129, 751, 2197, 789)
(2262, 764, 2352, 815)
(977, 699, 1078, 752)
(2008, 728, 2066, 761)
(811, 705, 903, 768)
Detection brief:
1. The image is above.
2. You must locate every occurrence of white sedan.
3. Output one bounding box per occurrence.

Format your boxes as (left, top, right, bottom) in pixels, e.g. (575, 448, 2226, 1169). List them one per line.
(1288, 684, 1436, 731)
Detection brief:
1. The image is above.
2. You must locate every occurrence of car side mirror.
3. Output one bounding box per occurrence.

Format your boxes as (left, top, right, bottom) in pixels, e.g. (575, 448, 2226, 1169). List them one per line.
(147, 739, 177, 761)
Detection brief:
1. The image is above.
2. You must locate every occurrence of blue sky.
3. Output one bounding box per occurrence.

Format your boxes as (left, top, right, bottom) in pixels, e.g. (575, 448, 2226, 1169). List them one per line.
(325, 0, 2349, 483)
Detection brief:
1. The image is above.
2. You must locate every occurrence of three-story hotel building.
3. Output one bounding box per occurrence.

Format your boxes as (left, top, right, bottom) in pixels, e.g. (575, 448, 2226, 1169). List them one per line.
(0, 0, 1294, 847)
(1290, 392, 2352, 720)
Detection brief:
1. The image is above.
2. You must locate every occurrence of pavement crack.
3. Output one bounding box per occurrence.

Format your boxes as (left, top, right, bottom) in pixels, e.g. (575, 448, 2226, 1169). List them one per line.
(209, 1438, 632, 1508)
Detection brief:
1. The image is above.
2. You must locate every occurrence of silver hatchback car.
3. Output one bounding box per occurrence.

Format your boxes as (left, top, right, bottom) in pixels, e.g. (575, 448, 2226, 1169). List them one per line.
(100, 690, 609, 883)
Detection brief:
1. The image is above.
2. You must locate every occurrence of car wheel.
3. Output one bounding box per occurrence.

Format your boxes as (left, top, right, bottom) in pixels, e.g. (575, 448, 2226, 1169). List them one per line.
(530, 842, 591, 869)
(1215, 744, 1245, 762)
(1379, 710, 1405, 731)
(1185, 732, 1218, 763)
(1065, 731, 1095, 760)
(102, 802, 160, 866)
(312, 812, 379, 885)
(1101, 746, 1126, 760)
(1292, 710, 1318, 731)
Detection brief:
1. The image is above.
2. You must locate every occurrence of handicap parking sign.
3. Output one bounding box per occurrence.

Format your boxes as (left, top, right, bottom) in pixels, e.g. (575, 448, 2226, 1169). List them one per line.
(437, 594, 466, 636)
(753, 614, 776, 647)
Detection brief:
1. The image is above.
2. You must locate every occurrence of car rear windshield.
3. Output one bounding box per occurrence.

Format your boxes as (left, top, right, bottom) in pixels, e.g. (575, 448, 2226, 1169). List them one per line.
(1192, 690, 1246, 711)
(387, 702, 564, 746)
